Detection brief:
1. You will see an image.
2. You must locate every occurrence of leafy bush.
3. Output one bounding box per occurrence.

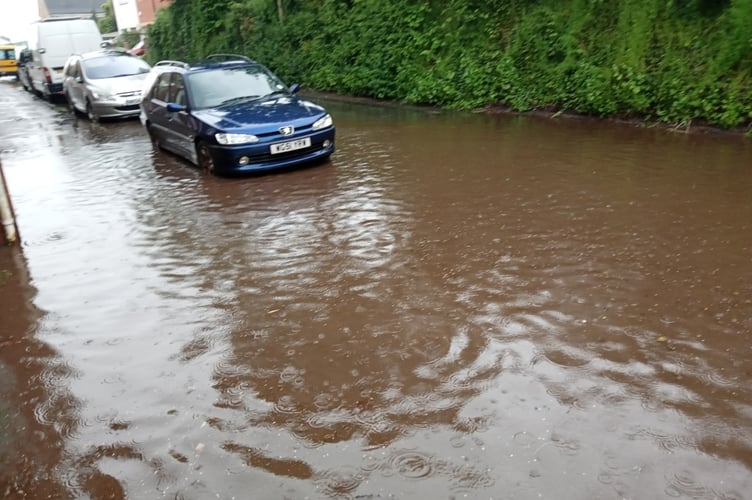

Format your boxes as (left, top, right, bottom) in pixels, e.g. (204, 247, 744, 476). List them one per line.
(146, 0, 751, 130)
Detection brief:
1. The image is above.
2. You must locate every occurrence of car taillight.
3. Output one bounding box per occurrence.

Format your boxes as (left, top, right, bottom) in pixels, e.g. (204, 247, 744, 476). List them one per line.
(43, 67, 52, 83)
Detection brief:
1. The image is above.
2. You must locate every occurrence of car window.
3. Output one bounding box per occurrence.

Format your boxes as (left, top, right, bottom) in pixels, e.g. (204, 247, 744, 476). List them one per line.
(154, 73, 172, 101)
(82, 55, 151, 80)
(169, 75, 186, 106)
(19, 49, 32, 64)
(186, 65, 287, 109)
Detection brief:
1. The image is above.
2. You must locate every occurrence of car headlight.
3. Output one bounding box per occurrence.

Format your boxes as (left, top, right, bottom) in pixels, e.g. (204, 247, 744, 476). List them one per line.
(215, 133, 260, 145)
(312, 114, 333, 131)
(89, 87, 112, 100)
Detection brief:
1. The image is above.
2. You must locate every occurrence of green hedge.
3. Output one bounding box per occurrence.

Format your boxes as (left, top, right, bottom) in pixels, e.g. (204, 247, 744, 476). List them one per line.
(147, 0, 752, 130)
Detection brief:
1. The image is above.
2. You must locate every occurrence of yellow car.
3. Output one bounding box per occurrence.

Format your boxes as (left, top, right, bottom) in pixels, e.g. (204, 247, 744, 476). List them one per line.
(0, 44, 18, 78)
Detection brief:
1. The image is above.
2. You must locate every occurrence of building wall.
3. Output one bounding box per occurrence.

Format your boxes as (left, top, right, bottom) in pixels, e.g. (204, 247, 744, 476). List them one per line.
(136, 0, 173, 26)
(38, 0, 49, 18)
(113, 0, 140, 30)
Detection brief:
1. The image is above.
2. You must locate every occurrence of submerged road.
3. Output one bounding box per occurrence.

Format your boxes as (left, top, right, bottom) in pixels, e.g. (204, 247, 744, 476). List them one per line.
(1, 78, 752, 499)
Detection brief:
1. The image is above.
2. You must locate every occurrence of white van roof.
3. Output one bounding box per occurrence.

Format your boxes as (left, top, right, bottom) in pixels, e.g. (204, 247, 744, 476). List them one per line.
(35, 18, 103, 69)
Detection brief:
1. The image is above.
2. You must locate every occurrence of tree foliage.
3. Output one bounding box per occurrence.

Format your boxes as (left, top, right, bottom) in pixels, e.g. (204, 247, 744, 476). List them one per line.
(147, 0, 752, 129)
(97, 0, 117, 34)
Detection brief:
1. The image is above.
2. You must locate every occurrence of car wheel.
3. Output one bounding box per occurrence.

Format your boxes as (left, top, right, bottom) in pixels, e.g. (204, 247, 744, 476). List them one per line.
(196, 141, 216, 175)
(86, 100, 98, 122)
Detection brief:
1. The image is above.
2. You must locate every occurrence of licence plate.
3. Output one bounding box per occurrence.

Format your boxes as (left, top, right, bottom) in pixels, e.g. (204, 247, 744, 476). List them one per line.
(270, 137, 310, 154)
(125, 98, 140, 105)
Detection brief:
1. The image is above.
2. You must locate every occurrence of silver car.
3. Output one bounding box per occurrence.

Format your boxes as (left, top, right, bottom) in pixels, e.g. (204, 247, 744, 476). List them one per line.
(63, 50, 151, 121)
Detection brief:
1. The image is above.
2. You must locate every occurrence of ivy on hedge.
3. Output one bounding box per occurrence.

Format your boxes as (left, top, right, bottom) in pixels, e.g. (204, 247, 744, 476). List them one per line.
(147, 0, 752, 130)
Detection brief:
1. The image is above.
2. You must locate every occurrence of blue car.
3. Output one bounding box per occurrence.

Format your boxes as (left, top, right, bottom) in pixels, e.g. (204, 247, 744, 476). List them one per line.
(139, 54, 335, 176)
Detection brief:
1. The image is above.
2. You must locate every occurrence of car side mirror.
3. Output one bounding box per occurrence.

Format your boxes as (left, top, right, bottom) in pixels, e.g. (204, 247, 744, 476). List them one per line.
(38, 48, 46, 54)
(166, 102, 186, 113)
(76, 76, 83, 83)
(289, 83, 300, 94)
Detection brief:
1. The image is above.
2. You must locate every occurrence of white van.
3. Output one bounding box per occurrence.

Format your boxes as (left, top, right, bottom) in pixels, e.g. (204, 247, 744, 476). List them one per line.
(26, 18, 104, 100)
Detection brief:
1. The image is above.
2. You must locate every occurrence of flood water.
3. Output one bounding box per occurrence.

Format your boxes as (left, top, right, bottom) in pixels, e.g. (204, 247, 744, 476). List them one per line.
(1, 79, 751, 500)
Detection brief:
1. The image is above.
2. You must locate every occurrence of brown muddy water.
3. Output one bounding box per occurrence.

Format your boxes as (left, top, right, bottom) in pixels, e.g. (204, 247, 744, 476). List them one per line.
(1, 80, 751, 500)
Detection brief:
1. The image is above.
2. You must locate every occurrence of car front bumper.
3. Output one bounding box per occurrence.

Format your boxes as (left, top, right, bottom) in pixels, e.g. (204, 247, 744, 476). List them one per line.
(206, 127, 336, 175)
(91, 101, 141, 119)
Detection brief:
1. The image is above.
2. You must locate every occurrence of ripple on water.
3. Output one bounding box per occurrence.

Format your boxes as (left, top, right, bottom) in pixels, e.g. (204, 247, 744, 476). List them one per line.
(354, 412, 401, 442)
(632, 428, 696, 454)
(664, 469, 709, 499)
(389, 451, 434, 479)
(314, 467, 364, 498)
(279, 365, 304, 384)
(273, 394, 299, 414)
(446, 463, 495, 493)
(313, 392, 339, 411)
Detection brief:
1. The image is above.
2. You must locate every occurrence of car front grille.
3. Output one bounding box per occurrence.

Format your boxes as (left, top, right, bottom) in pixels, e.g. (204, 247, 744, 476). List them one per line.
(114, 104, 140, 112)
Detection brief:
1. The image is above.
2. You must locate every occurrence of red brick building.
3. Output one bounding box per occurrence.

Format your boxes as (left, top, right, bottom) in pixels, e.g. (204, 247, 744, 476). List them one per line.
(136, 0, 173, 26)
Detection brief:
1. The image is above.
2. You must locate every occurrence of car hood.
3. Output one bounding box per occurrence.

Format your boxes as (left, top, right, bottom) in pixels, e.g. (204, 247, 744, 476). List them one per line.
(89, 73, 148, 95)
(192, 96, 328, 134)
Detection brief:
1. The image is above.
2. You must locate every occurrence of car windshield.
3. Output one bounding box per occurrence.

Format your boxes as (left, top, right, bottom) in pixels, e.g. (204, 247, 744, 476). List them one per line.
(1, 48, 15, 60)
(83, 55, 151, 79)
(187, 65, 288, 109)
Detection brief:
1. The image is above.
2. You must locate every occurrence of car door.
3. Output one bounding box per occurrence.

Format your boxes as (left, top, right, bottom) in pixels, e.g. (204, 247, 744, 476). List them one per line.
(164, 74, 198, 162)
(147, 72, 182, 154)
(66, 59, 85, 111)
(28, 50, 44, 94)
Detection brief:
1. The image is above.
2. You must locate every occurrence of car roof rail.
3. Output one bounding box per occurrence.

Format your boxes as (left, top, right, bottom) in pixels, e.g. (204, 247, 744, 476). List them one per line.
(154, 60, 190, 69)
(205, 53, 255, 63)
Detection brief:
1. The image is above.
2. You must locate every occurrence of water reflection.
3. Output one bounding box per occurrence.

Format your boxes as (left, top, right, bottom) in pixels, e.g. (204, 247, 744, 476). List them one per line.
(1, 82, 751, 499)
(0, 248, 78, 498)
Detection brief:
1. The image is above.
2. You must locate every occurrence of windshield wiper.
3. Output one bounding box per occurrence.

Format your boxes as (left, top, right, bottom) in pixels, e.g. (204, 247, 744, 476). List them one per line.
(259, 90, 289, 100)
(218, 95, 260, 106)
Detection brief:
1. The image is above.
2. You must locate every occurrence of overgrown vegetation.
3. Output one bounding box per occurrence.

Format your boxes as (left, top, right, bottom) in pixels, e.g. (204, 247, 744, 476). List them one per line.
(147, 0, 752, 130)
(97, 0, 117, 34)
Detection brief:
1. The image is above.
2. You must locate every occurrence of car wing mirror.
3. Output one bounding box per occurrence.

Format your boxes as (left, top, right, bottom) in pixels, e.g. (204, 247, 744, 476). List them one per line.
(38, 48, 46, 54)
(166, 102, 186, 112)
(288, 83, 300, 94)
(75, 76, 83, 83)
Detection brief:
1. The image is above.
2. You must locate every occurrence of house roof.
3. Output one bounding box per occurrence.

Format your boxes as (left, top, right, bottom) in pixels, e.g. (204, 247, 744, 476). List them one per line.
(43, 0, 104, 16)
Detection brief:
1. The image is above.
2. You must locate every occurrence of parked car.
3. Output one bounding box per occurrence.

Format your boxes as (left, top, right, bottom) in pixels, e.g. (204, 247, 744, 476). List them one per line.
(17, 48, 33, 91)
(0, 44, 18, 78)
(129, 41, 145, 57)
(26, 17, 104, 101)
(139, 54, 335, 176)
(63, 49, 151, 121)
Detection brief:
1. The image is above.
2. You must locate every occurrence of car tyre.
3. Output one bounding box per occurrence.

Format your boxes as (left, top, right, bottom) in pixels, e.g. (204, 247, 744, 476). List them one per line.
(146, 123, 160, 149)
(86, 100, 98, 122)
(196, 141, 216, 175)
